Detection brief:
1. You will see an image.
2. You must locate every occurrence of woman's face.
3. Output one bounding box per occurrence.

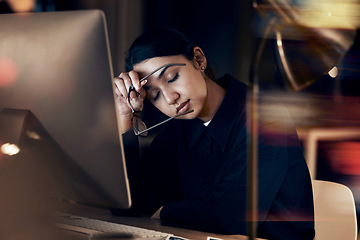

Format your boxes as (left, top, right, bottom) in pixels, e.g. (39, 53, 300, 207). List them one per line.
(133, 55, 207, 119)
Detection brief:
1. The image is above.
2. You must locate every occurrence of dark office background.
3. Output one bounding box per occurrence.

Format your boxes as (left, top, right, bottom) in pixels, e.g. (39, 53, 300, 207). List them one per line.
(1, 0, 256, 85)
(1, 0, 360, 229)
(1, 0, 359, 95)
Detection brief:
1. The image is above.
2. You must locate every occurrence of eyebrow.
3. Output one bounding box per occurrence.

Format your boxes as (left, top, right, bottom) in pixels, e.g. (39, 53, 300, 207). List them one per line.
(157, 65, 172, 79)
(143, 65, 172, 91)
(139, 63, 185, 82)
(140, 63, 186, 89)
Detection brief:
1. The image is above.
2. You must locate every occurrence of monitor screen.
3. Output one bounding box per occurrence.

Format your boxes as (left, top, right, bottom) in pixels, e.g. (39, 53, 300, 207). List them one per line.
(0, 10, 131, 210)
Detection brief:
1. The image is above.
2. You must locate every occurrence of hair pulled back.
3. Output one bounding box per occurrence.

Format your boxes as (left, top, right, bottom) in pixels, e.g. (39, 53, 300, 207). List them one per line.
(125, 28, 215, 79)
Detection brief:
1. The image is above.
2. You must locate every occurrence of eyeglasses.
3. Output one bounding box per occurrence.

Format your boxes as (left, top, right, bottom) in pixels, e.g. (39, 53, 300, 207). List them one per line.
(128, 63, 193, 136)
(128, 91, 148, 136)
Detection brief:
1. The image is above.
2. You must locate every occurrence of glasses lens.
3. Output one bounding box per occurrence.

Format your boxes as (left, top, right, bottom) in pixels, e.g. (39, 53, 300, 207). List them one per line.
(132, 116, 148, 136)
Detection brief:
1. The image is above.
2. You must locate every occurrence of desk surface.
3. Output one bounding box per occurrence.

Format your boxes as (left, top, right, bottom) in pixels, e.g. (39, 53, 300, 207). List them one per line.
(60, 202, 265, 240)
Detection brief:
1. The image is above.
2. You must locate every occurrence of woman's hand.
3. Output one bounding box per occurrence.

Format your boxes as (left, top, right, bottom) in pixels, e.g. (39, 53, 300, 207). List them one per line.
(113, 71, 147, 133)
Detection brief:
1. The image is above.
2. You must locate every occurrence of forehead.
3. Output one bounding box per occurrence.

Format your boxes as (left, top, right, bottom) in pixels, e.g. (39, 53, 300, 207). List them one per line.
(133, 55, 190, 75)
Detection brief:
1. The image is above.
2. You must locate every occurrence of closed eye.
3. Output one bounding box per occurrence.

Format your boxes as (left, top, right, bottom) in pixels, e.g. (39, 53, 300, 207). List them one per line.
(150, 73, 179, 102)
(152, 91, 160, 102)
(167, 73, 179, 83)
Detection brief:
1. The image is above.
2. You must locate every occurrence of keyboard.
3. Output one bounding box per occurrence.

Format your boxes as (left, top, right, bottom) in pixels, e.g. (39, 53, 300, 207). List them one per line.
(56, 213, 174, 240)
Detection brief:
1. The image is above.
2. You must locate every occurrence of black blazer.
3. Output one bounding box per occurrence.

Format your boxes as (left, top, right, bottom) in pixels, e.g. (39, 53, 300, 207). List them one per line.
(120, 74, 315, 240)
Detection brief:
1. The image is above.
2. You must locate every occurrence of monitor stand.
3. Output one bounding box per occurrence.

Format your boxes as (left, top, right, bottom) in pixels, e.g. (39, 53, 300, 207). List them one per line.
(0, 108, 67, 238)
(0, 108, 116, 208)
(0, 108, 80, 200)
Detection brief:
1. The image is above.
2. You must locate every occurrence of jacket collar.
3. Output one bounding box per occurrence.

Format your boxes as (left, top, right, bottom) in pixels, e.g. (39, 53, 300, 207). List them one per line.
(184, 74, 247, 151)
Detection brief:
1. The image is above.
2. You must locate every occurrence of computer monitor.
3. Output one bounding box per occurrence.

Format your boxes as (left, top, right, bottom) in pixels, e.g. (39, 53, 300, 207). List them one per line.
(0, 10, 131, 210)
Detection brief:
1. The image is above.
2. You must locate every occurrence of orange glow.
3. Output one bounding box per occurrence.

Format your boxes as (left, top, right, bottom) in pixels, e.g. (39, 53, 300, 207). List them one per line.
(325, 142, 360, 175)
(6, 0, 36, 13)
(0, 58, 17, 88)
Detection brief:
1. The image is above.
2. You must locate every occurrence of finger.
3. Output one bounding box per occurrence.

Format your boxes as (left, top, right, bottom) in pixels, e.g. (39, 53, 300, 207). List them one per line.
(129, 71, 148, 99)
(128, 70, 140, 91)
(119, 71, 146, 111)
(129, 89, 138, 101)
(119, 72, 133, 93)
(137, 79, 147, 99)
(113, 76, 128, 100)
(129, 97, 143, 112)
(140, 79, 148, 87)
(121, 72, 144, 101)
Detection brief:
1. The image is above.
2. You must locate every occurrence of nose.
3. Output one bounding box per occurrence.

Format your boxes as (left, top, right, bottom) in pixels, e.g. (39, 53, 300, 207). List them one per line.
(162, 88, 179, 105)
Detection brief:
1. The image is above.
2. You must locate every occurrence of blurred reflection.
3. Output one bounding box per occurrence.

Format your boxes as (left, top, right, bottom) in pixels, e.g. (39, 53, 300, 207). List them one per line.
(316, 138, 360, 215)
(298, 0, 360, 29)
(255, 0, 360, 29)
(254, 0, 357, 91)
(259, 91, 360, 127)
(324, 141, 360, 175)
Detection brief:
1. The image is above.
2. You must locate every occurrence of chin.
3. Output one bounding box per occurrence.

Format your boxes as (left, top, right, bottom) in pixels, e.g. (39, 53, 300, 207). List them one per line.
(185, 109, 197, 120)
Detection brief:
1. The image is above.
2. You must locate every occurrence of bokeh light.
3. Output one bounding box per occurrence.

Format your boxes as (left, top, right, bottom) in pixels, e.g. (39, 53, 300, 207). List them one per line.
(328, 66, 339, 78)
(1, 143, 20, 156)
(5, 0, 36, 13)
(0, 57, 17, 88)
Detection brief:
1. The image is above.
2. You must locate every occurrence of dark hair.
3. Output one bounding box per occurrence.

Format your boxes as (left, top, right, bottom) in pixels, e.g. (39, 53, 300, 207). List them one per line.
(125, 28, 215, 79)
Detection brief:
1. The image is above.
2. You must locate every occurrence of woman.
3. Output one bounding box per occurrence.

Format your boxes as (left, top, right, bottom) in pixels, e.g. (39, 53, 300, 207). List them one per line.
(113, 28, 315, 240)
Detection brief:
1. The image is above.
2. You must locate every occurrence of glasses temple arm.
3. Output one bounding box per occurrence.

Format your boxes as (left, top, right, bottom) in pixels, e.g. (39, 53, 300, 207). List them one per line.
(134, 109, 194, 136)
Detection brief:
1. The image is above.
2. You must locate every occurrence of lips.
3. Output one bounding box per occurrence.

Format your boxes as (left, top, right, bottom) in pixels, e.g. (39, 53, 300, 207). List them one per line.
(176, 99, 190, 114)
